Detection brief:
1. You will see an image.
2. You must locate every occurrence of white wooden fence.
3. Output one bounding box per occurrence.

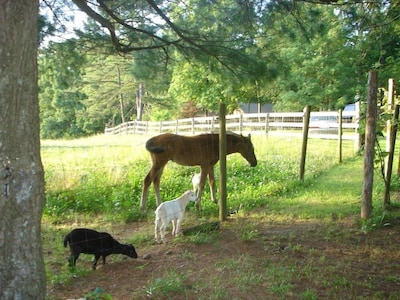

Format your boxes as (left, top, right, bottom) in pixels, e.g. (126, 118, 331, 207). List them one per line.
(104, 110, 359, 141)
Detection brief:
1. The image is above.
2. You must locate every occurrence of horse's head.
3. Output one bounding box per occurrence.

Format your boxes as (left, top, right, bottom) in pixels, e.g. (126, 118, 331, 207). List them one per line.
(239, 134, 257, 167)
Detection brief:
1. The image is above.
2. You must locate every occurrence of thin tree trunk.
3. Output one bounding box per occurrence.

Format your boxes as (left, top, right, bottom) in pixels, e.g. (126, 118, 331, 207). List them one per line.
(0, 0, 46, 298)
(384, 104, 399, 208)
(136, 83, 145, 121)
(117, 67, 125, 123)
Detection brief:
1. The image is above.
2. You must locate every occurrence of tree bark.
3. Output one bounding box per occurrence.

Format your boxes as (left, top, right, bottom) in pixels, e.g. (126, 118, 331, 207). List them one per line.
(0, 0, 46, 299)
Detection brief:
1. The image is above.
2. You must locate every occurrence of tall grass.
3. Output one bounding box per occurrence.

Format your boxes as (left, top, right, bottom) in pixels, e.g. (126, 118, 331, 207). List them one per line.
(41, 133, 359, 222)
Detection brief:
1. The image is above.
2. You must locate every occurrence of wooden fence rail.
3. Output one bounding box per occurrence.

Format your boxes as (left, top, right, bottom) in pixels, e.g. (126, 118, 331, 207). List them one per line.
(105, 110, 359, 141)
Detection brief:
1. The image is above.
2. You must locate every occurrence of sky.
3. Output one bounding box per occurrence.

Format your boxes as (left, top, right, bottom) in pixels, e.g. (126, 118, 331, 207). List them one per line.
(40, 1, 88, 44)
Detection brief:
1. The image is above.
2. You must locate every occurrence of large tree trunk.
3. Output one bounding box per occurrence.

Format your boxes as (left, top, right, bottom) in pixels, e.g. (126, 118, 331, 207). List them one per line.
(0, 0, 46, 299)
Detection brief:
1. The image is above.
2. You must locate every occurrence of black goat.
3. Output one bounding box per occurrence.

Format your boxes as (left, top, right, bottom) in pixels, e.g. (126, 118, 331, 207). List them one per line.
(63, 228, 138, 270)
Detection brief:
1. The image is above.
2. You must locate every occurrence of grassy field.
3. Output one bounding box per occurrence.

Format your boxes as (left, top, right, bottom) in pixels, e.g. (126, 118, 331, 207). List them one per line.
(41, 133, 400, 299)
(41, 133, 360, 221)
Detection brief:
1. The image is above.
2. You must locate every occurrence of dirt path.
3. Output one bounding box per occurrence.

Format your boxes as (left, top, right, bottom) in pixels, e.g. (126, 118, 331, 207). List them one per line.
(46, 215, 400, 300)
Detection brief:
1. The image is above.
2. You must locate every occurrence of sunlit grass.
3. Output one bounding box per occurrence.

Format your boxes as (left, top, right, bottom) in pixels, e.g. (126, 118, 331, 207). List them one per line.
(41, 133, 360, 222)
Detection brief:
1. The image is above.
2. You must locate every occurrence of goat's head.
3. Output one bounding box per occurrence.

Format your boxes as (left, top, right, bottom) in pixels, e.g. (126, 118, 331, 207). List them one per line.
(121, 244, 138, 259)
(185, 190, 198, 203)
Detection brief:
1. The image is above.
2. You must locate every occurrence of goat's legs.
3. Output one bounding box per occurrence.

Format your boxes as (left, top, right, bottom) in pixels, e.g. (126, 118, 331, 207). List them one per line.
(154, 219, 161, 242)
(171, 219, 176, 236)
(160, 222, 167, 243)
(92, 255, 100, 270)
(68, 254, 79, 267)
(175, 218, 182, 236)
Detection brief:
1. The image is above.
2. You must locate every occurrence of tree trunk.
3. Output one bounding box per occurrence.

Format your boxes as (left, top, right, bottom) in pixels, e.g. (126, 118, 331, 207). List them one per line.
(0, 1, 46, 299)
(117, 67, 125, 123)
(136, 83, 145, 121)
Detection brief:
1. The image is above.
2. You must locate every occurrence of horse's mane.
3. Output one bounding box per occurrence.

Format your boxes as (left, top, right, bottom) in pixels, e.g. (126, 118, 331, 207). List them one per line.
(226, 131, 242, 137)
(207, 131, 243, 137)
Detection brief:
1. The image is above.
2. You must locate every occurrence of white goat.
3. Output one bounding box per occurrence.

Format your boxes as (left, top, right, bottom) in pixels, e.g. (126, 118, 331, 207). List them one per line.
(154, 190, 197, 243)
(191, 173, 201, 197)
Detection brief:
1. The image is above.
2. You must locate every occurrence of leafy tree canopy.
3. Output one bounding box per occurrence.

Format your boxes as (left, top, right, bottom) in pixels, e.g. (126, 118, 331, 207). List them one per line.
(38, 0, 400, 137)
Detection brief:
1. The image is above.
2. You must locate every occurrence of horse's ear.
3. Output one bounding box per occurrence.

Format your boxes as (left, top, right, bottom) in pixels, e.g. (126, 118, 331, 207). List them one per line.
(248, 133, 251, 140)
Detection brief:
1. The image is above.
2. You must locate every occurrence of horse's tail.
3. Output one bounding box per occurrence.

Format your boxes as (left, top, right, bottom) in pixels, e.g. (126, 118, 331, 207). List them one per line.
(146, 138, 165, 153)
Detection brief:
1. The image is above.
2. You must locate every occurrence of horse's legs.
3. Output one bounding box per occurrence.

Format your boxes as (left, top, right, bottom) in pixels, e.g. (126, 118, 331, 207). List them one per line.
(196, 167, 209, 211)
(153, 166, 164, 206)
(140, 165, 165, 211)
(140, 171, 152, 212)
(140, 187, 148, 212)
(207, 167, 217, 203)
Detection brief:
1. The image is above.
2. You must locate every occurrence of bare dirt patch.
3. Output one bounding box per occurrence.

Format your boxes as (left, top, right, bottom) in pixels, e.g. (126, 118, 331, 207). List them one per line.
(46, 215, 400, 300)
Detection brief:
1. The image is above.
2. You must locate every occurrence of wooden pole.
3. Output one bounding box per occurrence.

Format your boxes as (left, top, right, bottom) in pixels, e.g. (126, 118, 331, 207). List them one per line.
(355, 101, 361, 152)
(219, 103, 227, 221)
(299, 105, 310, 181)
(386, 79, 394, 155)
(361, 71, 378, 219)
(338, 109, 343, 163)
(384, 104, 399, 208)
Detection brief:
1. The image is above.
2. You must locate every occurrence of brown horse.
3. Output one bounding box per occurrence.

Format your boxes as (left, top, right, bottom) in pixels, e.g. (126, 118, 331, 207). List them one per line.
(140, 132, 257, 211)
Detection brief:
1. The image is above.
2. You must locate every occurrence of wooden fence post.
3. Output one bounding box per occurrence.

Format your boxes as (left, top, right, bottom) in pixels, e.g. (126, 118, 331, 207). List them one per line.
(361, 71, 378, 219)
(299, 105, 310, 181)
(354, 101, 362, 152)
(384, 103, 399, 208)
(219, 103, 227, 221)
(386, 79, 394, 156)
(338, 109, 343, 163)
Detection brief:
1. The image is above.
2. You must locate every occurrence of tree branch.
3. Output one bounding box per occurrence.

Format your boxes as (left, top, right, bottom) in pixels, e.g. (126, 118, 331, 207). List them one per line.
(71, 0, 178, 52)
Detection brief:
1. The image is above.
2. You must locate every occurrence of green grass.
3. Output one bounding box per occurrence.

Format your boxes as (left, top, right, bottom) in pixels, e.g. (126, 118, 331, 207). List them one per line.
(144, 270, 187, 299)
(41, 134, 360, 222)
(43, 133, 400, 299)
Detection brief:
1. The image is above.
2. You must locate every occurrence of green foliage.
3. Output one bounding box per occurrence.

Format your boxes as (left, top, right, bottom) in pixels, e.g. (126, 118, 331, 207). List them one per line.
(82, 54, 138, 128)
(39, 1, 400, 139)
(39, 40, 87, 138)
